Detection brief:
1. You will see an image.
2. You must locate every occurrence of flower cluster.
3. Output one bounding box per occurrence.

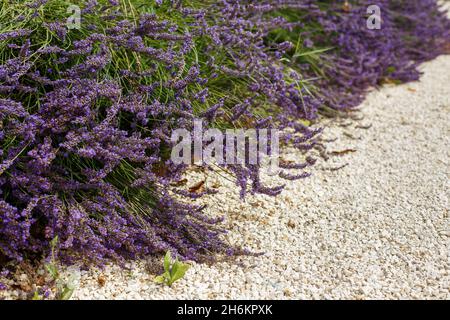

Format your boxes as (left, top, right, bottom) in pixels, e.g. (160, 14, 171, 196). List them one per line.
(309, 0, 450, 109)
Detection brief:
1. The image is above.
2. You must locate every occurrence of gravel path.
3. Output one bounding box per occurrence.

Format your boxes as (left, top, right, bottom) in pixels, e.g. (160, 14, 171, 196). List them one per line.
(58, 54, 449, 300)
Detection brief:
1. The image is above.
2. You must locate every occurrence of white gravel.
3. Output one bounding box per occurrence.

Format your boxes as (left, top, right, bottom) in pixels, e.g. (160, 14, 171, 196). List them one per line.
(58, 54, 449, 300)
(1, 54, 449, 300)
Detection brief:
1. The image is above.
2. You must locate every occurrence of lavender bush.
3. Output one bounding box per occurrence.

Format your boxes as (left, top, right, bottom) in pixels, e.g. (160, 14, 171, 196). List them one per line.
(0, 0, 449, 267)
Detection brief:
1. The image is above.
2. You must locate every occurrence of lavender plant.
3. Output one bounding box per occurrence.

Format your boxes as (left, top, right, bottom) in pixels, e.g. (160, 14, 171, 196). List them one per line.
(0, 0, 449, 269)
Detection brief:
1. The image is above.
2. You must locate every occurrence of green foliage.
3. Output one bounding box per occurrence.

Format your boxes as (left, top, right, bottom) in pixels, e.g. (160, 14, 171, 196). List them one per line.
(43, 236, 77, 300)
(154, 251, 190, 287)
(31, 291, 43, 300)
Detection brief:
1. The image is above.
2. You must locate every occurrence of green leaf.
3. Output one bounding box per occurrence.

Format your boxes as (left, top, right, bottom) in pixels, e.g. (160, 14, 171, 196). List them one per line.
(293, 47, 333, 58)
(168, 261, 189, 286)
(154, 273, 168, 284)
(32, 291, 42, 300)
(50, 236, 59, 248)
(299, 119, 311, 126)
(386, 66, 396, 74)
(58, 286, 74, 300)
(170, 258, 179, 277)
(45, 263, 59, 280)
(163, 251, 171, 272)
